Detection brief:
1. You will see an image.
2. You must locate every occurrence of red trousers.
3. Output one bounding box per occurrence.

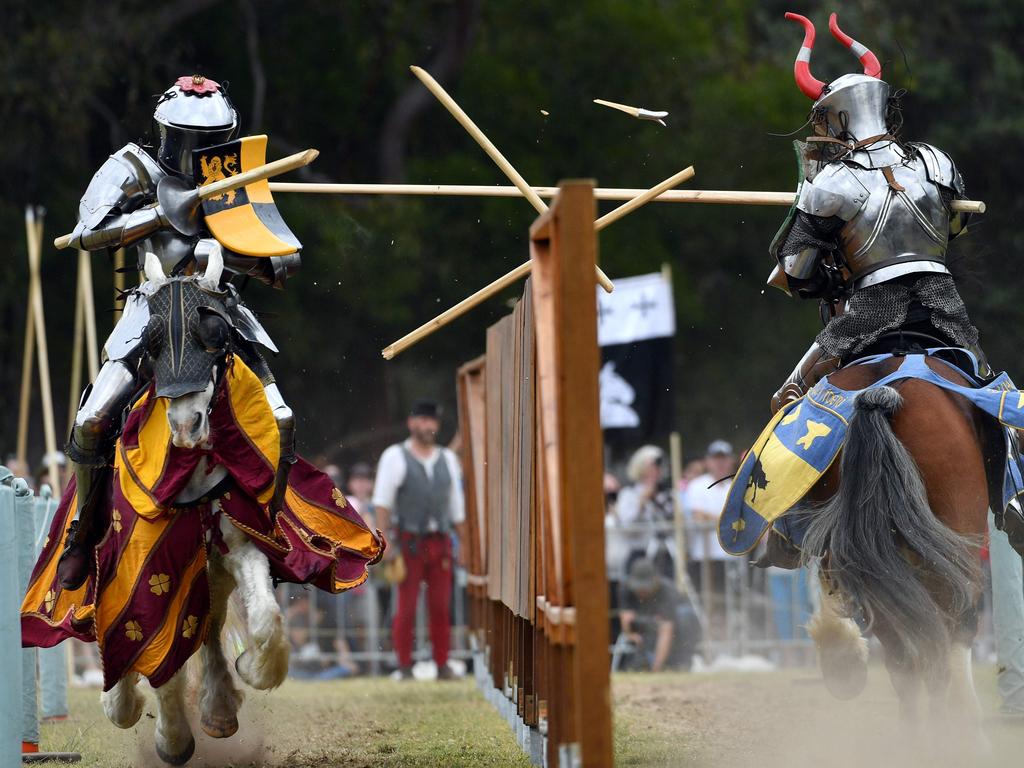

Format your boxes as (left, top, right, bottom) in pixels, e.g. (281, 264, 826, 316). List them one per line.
(392, 532, 452, 668)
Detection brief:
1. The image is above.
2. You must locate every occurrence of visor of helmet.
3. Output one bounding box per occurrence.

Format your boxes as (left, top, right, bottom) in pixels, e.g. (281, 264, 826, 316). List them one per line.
(157, 122, 239, 177)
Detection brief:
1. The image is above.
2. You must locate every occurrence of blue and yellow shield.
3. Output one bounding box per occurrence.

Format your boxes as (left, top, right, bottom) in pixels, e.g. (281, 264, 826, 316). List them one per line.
(192, 135, 302, 257)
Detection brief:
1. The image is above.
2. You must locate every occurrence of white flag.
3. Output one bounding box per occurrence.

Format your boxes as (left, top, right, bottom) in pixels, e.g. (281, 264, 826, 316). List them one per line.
(596, 272, 675, 347)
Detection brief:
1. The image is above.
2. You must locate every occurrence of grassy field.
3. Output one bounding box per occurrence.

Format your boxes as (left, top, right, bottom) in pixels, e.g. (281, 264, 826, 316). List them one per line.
(41, 665, 1024, 767)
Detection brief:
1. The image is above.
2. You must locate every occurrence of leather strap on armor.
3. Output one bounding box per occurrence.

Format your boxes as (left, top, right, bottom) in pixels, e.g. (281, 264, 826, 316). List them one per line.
(881, 166, 905, 192)
(805, 133, 896, 158)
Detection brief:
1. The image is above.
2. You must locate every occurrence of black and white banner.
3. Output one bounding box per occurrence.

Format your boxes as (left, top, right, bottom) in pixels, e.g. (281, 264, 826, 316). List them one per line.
(597, 271, 675, 442)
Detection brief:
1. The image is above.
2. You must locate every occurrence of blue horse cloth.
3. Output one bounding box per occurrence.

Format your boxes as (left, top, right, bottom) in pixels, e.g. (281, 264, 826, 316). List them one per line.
(718, 350, 1024, 556)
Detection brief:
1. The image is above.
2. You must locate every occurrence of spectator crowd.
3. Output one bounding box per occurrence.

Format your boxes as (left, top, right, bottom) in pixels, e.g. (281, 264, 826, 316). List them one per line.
(0, 404, 860, 683)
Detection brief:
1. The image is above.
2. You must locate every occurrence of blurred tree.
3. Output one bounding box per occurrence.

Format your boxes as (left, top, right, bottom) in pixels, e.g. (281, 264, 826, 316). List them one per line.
(1, 0, 1021, 469)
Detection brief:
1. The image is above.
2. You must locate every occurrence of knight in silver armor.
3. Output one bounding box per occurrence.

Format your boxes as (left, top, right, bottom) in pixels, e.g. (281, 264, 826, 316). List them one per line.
(767, 12, 989, 414)
(58, 75, 299, 589)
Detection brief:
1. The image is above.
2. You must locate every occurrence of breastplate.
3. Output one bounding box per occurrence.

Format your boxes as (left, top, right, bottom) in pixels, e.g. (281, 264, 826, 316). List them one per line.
(840, 159, 950, 283)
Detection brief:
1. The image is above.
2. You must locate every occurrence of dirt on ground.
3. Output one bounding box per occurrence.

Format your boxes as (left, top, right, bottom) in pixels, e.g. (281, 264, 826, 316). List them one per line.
(614, 665, 1024, 767)
(41, 665, 1024, 767)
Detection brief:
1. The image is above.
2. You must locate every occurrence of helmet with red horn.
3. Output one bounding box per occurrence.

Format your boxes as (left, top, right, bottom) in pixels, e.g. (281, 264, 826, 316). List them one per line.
(784, 12, 892, 148)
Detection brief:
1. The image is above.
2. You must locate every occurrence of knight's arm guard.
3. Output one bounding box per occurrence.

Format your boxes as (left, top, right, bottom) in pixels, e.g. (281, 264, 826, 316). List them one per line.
(776, 212, 847, 300)
(70, 144, 168, 251)
(265, 381, 296, 512)
(768, 164, 867, 297)
(265, 383, 295, 464)
(72, 205, 170, 251)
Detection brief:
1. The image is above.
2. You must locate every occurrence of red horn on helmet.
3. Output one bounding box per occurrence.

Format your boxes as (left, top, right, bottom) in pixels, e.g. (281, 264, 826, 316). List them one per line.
(828, 13, 882, 78)
(785, 12, 827, 100)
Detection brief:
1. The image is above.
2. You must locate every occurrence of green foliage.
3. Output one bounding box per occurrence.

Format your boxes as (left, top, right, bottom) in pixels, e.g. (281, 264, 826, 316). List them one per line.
(3, 0, 1022, 467)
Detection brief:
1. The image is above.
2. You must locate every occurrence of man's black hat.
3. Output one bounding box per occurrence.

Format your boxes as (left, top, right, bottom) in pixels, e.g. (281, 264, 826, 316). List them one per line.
(409, 399, 442, 419)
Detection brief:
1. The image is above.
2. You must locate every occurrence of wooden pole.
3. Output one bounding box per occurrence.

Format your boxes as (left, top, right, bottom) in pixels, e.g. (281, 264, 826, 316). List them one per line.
(80, 250, 99, 379)
(197, 148, 318, 200)
(66, 258, 85, 437)
(267, 181, 986, 214)
(16, 267, 36, 466)
(593, 166, 694, 231)
(529, 181, 612, 766)
(25, 207, 61, 495)
(669, 430, 688, 588)
(382, 165, 696, 360)
(408, 65, 615, 293)
(410, 66, 546, 214)
(382, 262, 532, 360)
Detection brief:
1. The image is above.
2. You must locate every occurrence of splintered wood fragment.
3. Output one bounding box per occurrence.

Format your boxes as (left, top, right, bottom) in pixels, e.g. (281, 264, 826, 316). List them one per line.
(382, 167, 696, 359)
(409, 65, 613, 293)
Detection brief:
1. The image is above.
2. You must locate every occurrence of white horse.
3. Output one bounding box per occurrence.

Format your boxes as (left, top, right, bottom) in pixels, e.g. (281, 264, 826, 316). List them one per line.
(98, 251, 290, 765)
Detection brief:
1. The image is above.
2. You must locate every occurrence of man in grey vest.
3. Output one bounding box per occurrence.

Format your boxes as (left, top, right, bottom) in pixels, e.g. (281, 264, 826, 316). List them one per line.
(373, 400, 465, 680)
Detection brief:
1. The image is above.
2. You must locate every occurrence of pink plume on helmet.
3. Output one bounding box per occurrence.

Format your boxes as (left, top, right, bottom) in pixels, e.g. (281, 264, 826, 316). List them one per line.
(828, 13, 882, 78)
(785, 12, 827, 100)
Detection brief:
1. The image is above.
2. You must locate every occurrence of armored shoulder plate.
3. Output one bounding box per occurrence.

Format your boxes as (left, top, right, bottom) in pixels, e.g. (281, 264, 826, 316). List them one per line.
(76, 144, 165, 230)
(796, 163, 870, 221)
(909, 143, 965, 197)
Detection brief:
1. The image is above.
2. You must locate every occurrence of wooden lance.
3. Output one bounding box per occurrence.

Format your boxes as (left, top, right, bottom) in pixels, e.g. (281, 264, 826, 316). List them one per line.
(52, 148, 320, 250)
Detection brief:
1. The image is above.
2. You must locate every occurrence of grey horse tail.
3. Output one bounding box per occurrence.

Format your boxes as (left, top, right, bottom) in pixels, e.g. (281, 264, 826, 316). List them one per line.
(800, 385, 977, 675)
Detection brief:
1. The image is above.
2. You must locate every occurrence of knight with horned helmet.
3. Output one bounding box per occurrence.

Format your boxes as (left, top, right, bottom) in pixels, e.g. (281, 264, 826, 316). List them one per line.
(57, 75, 300, 589)
(768, 13, 990, 412)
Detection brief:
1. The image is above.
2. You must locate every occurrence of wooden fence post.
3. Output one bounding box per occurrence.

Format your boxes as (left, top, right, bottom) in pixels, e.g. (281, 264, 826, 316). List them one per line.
(460, 181, 613, 767)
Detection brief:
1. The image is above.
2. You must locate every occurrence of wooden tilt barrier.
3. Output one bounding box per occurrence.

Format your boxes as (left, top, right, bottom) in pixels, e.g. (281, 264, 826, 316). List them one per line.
(457, 181, 613, 767)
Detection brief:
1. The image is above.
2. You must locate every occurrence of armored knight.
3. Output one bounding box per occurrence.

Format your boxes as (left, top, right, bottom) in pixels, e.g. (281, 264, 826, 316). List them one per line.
(768, 13, 989, 413)
(58, 75, 299, 589)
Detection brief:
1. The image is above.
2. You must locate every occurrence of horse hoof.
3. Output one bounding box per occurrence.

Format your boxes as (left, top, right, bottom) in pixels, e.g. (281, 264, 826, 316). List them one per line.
(235, 647, 288, 691)
(821, 650, 868, 700)
(156, 734, 195, 766)
(102, 690, 145, 729)
(201, 712, 239, 739)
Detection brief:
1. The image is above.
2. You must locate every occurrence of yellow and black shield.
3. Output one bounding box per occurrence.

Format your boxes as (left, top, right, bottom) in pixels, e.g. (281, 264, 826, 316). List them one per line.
(192, 135, 302, 257)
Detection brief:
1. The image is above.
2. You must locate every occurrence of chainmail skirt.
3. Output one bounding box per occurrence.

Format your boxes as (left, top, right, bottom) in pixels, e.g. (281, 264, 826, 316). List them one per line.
(816, 274, 980, 358)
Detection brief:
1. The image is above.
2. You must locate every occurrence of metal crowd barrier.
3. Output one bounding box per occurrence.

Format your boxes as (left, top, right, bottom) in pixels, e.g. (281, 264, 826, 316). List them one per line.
(0, 469, 23, 768)
(605, 518, 819, 664)
(275, 520, 816, 676)
(0, 467, 71, 765)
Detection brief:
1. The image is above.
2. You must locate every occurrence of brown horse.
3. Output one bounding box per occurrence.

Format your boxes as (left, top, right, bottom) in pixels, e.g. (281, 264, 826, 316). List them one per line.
(797, 355, 990, 745)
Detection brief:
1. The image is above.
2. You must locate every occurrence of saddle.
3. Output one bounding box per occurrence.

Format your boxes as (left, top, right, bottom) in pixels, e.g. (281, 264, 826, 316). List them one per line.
(725, 348, 1024, 566)
(846, 329, 985, 386)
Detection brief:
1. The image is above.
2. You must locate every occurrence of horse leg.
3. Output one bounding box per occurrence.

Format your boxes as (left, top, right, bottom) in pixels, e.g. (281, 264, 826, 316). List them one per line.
(946, 640, 989, 752)
(199, 550, 243, 738)
(152, 669, 195, 766)
(871, 613, 927, 739)
(219, 517, 289, 690)
(807, 577, 868, 700)
(100, 671, 145, 729)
